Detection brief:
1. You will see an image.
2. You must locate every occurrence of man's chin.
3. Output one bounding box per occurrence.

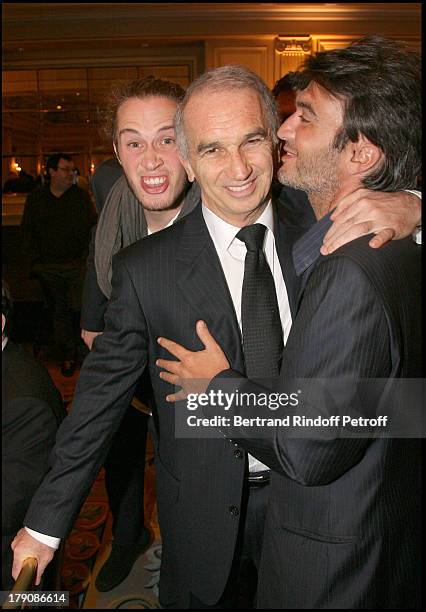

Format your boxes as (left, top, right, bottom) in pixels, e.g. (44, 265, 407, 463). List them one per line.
(277, 170, 304, 191)
(132, 189, 175, 211)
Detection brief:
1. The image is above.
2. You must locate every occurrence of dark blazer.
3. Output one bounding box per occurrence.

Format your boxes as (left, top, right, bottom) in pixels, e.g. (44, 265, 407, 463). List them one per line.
(23, 197, 313, 607)
(2, 341, 65, 590)
(208, 225, 422, 608)
(80, 159, 201, 332)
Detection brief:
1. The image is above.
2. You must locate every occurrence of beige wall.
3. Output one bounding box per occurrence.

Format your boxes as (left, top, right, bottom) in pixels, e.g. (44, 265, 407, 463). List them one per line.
(3, 3, 421, 181)
(3, 3, 421, 83)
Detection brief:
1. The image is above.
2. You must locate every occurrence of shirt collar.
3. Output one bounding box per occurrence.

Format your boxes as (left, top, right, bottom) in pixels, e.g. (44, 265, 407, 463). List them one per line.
(147, 210, 180, 235)
(292, 211, 333, 276)
(202, 200, 274, 252)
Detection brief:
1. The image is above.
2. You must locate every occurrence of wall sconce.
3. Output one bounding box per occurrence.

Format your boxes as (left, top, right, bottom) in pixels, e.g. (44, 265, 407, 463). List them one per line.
(10, 159, 20, 173)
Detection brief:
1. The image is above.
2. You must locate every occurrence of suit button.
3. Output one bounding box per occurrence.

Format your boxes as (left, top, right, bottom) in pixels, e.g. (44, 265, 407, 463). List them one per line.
(234, 448, 243, 459)
(229, 505, 240, 517)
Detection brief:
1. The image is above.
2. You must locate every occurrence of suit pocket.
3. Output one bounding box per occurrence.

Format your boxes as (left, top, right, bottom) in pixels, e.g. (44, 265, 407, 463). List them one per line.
(278, 522, 359, 544)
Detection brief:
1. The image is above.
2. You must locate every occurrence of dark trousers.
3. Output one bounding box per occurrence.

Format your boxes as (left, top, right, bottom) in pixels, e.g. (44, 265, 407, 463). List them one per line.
(188, 481, 270, 609)
(103, 371, 153, 547)
(32, 261, 85, 361)
(104, 406, 149, 546)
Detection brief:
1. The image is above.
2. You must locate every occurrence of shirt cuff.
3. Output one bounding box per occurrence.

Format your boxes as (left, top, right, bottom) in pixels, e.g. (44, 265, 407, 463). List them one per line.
(405, 189, 421, 199)
(25, 527, 61, 550)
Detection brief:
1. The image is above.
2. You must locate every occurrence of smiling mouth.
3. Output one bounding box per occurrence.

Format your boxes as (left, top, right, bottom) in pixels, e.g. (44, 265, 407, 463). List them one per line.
(141, 175, 169, 194)
(142, 176, 167, 186)
(226, 179, 256, 194)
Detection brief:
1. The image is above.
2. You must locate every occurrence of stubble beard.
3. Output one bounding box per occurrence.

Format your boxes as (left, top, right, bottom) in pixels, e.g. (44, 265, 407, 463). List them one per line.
(278, 145, 342, 216)
(127, 176, 188, 212)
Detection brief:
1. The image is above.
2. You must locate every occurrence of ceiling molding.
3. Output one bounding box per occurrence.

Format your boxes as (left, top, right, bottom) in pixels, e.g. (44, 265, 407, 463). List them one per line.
(3, 3, 421, 23)
(3, 3, 421, 43)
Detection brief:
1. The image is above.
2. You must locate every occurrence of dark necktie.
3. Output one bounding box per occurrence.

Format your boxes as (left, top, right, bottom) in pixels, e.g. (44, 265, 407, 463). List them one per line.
(236, 223, 283, 379)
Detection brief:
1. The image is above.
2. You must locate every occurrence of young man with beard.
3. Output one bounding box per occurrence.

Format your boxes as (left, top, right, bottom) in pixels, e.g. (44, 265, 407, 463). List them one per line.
(156, 37, 422, 608)
(11, 62, 420, 608)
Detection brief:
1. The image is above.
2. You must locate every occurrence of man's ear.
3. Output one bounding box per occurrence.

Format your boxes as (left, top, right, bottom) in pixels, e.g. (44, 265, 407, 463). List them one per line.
(113, 142, 122, 166)
(178, 153, 195, 182)
(350, 134, 383, 175)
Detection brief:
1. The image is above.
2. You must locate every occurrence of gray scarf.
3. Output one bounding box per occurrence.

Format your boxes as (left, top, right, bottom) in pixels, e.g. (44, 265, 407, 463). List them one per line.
(95, 176, 200, 297)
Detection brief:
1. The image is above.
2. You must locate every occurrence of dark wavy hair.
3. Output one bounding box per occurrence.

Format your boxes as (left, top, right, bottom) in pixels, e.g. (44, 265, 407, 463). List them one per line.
(289, 35, 421, 191)
(101, 76, 186, 143)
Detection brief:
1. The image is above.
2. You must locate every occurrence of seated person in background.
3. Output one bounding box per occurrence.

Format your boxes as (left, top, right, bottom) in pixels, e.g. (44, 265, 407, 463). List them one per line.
(1, 281, 66, 591)
(3, 169, 36, 194)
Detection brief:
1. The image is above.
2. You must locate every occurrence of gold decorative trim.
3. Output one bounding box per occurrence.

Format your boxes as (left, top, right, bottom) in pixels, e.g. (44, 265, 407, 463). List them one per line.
(275, 36, 312, 56)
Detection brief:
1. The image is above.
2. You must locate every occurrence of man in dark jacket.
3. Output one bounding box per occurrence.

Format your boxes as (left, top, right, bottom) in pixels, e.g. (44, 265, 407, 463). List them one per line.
(156, 37, 422, 608)
(2, 282, 66, 590)
(21, 153, 97, 377)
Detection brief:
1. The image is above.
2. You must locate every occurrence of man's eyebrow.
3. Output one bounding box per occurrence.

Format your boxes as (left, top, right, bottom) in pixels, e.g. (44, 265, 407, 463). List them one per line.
(118, 125, 175, 137)
(244, 128, 268, 140)
(196, 129, 268, 154)
(118, 128, 140, 137)
(296, 100, 318, 118)
(197, 140, 221, 154)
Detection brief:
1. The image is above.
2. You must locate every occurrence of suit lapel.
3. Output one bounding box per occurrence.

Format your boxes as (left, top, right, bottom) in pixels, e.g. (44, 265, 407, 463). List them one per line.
(176, 205, 245, 372)
(273, 200, 308, 318)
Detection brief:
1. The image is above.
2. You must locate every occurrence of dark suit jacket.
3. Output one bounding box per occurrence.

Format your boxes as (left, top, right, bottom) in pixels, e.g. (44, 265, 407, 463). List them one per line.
(2, 341, 65, 590)
(207, 220, 422, 608)
(80, 159, 201, 332)
(24, 197, 313, 607)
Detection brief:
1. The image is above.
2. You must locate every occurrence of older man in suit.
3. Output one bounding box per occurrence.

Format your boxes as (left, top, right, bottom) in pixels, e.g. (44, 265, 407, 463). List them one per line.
(11, 59, 421, 608)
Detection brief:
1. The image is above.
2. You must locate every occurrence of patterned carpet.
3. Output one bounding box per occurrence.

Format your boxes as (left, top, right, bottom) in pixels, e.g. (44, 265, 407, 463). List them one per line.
(36, 346, 162, 609)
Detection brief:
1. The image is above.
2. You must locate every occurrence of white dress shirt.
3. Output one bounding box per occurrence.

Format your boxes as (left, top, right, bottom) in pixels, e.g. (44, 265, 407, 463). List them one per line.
(25, 190, 423, 547)
(26, 202, 292, 547)
(202, 201, 292, 473)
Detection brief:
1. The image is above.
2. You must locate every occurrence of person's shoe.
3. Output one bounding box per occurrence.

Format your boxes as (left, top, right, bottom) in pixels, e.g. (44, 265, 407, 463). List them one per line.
(60, 360, 75, 377)
(95, 528, 152, 592)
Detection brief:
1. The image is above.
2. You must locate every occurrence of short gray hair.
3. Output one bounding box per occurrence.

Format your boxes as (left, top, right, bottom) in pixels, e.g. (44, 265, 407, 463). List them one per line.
(175, 64, 280, 160)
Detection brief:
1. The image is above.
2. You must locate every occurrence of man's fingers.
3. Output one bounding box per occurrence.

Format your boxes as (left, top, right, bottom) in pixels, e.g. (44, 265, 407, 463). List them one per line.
(11, 530, 54, 582)
(156, 358, 181, 375)
(369, 228, 396, 249)
(157, 336, 188, 360)
(330, 189, 369, 219)
(159, 370, 180, 385)
(321, 223, 373, 255)
(165, 389, 188, 403)
(323, 217, 354, 244)
(195, 320, 217, 349)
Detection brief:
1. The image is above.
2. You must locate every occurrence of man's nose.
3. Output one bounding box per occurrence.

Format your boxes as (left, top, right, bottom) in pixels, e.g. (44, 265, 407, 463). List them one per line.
(139, 146, 164, 171)
(228, 151, 251, 181)
(277, 112, 297, 141)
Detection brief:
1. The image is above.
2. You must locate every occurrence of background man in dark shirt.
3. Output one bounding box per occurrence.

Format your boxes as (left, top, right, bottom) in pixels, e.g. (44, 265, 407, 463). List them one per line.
(21, 153, 97, 376)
